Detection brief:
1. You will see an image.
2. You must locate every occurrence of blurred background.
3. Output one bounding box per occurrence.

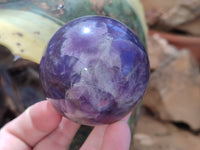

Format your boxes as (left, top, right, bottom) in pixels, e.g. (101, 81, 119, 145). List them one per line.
(0, 0, 200, 150)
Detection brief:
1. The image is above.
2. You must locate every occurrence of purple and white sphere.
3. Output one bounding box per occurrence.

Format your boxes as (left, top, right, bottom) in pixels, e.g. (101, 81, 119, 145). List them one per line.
(39, 16, 150, 126)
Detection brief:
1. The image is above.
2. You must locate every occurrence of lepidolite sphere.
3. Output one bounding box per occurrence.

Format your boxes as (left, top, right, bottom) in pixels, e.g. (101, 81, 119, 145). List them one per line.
(39, 16, 150, 126)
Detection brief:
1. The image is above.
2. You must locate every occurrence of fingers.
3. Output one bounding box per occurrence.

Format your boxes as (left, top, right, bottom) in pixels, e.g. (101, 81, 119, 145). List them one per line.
(34, 117, 80, 150)
(0, 100, 132, 150)
(80, 125, 107, 150)
(1, 101, 62, 148)
(81, 113, 132, 150)
(100, 121, 131, 150)
(0, 129, 30, 150)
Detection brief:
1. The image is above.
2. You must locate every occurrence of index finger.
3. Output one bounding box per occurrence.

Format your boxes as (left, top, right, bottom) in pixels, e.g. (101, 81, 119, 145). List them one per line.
(0, 101, 62, 148)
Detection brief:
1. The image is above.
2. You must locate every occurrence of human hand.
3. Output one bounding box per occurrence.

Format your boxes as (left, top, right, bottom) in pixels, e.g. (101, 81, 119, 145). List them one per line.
(0, 101, 131, 150)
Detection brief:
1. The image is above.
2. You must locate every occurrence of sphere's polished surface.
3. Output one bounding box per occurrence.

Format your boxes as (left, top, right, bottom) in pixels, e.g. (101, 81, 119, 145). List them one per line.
(39, 16, 150, 125)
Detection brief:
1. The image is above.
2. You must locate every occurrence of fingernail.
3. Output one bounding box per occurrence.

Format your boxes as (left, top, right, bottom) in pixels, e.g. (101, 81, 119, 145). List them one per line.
(46, 100, 61, 116)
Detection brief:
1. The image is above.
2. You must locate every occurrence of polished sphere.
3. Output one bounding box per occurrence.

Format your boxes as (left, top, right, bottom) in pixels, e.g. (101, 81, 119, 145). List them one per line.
(39, 16, 150, 126)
